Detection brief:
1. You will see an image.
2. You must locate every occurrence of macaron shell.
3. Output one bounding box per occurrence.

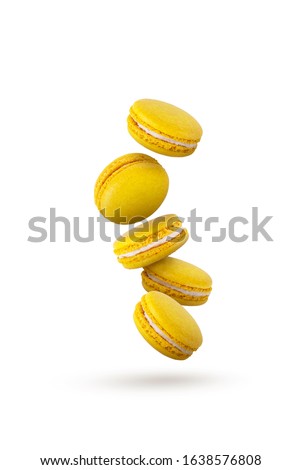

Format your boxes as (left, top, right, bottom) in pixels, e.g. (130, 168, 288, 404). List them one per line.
(118, 228, 189, 269)
(141, 271, 209, 306)
(142, 291, 202, 351)
(94, 154, 169, 224)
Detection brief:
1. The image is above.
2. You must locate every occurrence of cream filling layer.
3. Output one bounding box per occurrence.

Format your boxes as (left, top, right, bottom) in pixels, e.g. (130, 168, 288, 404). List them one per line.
(145, 272, 210, 298)
(133, 119, 197, 149)
(118, 229, 183, 259)
(142, 308, 193, 356)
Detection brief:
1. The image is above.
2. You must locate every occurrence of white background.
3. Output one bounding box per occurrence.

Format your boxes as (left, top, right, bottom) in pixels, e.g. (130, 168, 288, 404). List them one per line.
(1, 1, 302, 469)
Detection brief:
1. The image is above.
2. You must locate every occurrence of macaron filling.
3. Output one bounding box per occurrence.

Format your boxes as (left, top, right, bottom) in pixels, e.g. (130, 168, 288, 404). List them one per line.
(118, 228, 184, 259)
(144, 272, 211, 298)
(142, 307, 193, 356)
(132, 118, 197, 149)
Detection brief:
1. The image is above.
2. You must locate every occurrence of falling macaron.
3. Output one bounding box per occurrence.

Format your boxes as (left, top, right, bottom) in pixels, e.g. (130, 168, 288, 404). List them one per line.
(113, 214, 188, 269)
(127, 99, 203, 157)
(94, 153, 169, 224)
(134, 291, 203, 360)
(142, 257, 212, 306)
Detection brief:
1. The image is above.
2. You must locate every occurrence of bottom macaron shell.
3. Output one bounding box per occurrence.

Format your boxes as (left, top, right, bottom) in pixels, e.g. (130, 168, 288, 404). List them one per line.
(141, 272, 209, 306)
(127, 116, 195, 157)
(133, 302, 190, 360)
(118, 229, 189, 269)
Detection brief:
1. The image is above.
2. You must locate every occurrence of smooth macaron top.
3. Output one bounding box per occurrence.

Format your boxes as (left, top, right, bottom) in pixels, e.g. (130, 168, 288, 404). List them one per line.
(141, 291, 203, 352)
(144, 257, 212, 291)
(129, 99, 203, 144)
(94, 153, 169, 224)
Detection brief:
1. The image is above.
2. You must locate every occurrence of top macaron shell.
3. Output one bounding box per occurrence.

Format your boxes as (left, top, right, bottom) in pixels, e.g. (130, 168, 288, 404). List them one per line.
(128, 99, 203, 157)
(94, 153, 169, 224)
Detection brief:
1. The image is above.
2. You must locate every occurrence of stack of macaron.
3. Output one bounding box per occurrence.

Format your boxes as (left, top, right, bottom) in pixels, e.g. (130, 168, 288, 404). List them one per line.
(94, 99, 212, 360)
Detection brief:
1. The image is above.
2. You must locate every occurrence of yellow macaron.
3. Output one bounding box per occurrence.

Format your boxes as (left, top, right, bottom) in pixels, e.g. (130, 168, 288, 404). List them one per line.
(134, 291, 203, 360)
(94, 153, 169, 224)
(142, 257, 212, 306)
(113, 214, 189, 269)
(127, 99, 203, 157)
